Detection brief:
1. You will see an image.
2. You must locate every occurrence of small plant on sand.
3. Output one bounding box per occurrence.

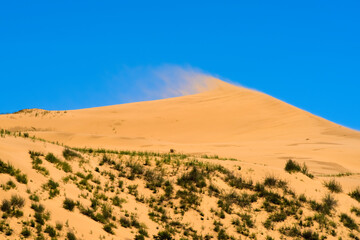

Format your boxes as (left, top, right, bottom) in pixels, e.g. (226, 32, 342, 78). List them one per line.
(0, 159, 28, 184)
(45, 153, 73, 173)
(285, 159, 313, 178)
(63, 148, 81, 160)
(67, 231, 77, 240)
(1, 194, 25, 217)
(349, 187, 360, 202)
(351, 206, 360, 216)
(324, 179, 342, 193)
(153, 230, 174, 240)
(285, 159, 301, 173)
(63, 198, 76, 211)
(340, 213, 358, 231)
(21, 227, 31, 238)
(43, 179, 60, 198)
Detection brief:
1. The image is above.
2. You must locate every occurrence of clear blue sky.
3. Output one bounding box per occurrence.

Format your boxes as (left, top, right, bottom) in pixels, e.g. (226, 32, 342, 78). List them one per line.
(1, 1, 359, 130)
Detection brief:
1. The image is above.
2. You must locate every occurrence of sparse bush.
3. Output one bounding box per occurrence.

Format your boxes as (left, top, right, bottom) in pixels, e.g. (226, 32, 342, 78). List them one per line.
(21, 227, 31, 238)
(240, 213, 254, 228)
(1, 199, 11, 213)
(144, 169, 165, 191)
(349, 187, 360, 202)
(351, 206, 360, 216)
(279, 226, 301, 237)
(63, 198, 76, 211)
(103, 223, 115, 234)
(45, 152, 72, 172)
(324, 179, 342, 193)
(176, 189, 200, 210)
(264, 175, 278, 187)
(164, 180, 173, 198)
(67, 231, 77, 240)
(44, 225, 56, 237)
(285, 159, 301, 173)
(101, 204, 112, 220)
(269, 211, 287, 222)
(299, 194, 307, 202)
(302, 229, 319, 239)
(43, 179, 60, 198)
(45, 153, 58, 163)
(10, 194, 25, 208)
(153, 230, 173, 240)
(340, 213, 358, 231)
(177, 166, 207, 190)
(63, 149, 81, 160)
(0, 159, 28, 184)
(2, 180, 16, 191)
(120, 216, 131, 228)
(1, 195, 25, 217)
(322, 194, 337, 215)
(55, 222, 63, 231)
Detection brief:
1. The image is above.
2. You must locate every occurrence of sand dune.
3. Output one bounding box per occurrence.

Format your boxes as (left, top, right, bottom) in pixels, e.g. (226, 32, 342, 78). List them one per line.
(1, 78, 360, 239)
(1, 78, 359, 175)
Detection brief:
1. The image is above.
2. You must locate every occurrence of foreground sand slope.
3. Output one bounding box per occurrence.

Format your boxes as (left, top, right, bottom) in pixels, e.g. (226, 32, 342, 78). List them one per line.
(1, 79, 359, 176)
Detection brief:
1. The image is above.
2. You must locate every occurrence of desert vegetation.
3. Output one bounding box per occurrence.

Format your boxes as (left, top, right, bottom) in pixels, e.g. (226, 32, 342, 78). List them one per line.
(0, 129, 359, 239)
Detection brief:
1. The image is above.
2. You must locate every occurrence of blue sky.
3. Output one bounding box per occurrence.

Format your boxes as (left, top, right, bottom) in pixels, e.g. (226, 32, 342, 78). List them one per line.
(1, 1, 359, 130)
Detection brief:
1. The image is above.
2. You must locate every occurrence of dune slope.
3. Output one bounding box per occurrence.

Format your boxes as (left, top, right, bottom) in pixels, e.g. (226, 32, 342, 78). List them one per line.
(1, 79, 359, 175)
(1, 78, 360, 239)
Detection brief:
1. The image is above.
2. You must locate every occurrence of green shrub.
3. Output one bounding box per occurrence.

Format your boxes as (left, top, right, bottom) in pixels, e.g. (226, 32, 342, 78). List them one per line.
(55, 222, 63, 231)
(1, 199, 11, 213)
(1, 195, 25, 217)
(45, 152, 72, 172)
(15, 174, 28, 184)
(63, 149, 81, 160)
(164, 181, 173, 198)
(302, 230, 319, 239)
(45, 153, 58, 163)
(135, 234, 145, 240)
(240, 213, 254, 228)
(351, 206, 360, 216)
(324, 179, 342, 193)
(322, 194, 337, 215)
(44, 225, 56, 237)
(120, 217, 131, 228)
(264, 175, 277, 187)
(103, 223, 115, 234)
(349, 187, 360, 202)
(0, 159, 28, 184)
(63, 198, 76, 211)
(10, 194, 25, 208)
(176, 189, 200, 210)
(101, 204, 112, 220)
(43, 179, 60, 198)
(279, 226, 301, 237)
(61, 161, 72, 173)
(177, 166, 207, 190)
(270, 211, 287, 222)
(2, 180, 16, 191)
(285, 159, 301, 173)
(340, 213, 358, 231)
(21, 227, 31, 238)
(153, 230, 173, 240)
(67, 231, 77, 240)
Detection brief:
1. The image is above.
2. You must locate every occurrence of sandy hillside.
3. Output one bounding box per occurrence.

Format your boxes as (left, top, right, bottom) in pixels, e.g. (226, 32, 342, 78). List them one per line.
(0, 78, 360, 239)
(1, 78, 359, 176)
